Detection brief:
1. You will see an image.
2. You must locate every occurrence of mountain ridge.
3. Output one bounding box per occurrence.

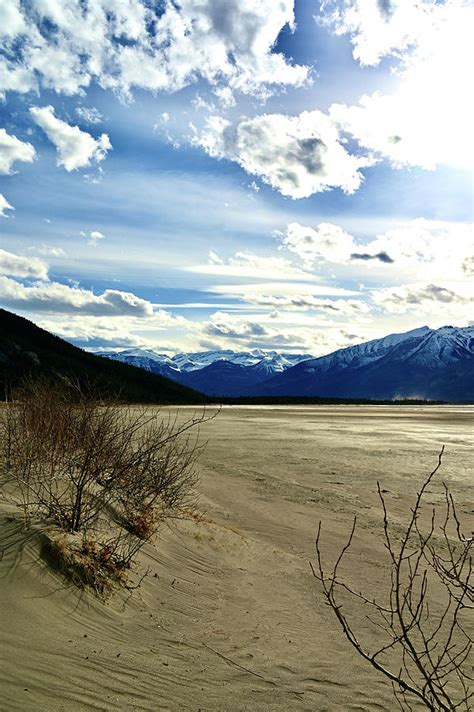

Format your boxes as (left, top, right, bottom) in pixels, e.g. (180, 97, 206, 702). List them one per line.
(98, 324, 474, 401)
(252, 324, 474, 401)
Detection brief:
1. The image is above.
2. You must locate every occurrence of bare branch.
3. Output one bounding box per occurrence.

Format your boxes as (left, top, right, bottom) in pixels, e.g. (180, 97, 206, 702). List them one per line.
(311, 447, 472, 710)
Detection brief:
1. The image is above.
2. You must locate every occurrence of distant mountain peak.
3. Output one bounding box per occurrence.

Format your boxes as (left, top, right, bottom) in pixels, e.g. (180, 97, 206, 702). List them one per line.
(252, 324, 474, 401)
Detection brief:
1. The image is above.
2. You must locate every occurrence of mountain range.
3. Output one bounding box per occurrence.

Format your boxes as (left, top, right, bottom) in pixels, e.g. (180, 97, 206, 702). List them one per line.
(98, 347, 310, 395)
(99, 325, 474, 401)
(1, 308, 472, 402)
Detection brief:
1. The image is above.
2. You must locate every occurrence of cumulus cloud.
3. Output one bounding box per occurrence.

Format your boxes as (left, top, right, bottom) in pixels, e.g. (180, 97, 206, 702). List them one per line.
(326, 1, 474, 169)
(0, 276, 155, 317)
(196, 111, 372, 198)
(0, 128, 35, 174)
(37, 310, 184, 349)
(0, 0, 26, 39)
(30, 106, 111, 171)
(280, 222, 357, 264)
(0, 194, 14, 217)
(0, 249, 48, 280)
(203, 311, 303, 347)
(372, 282, 474, 326)
(374, 283, 472, 308)
(199, 310, 367, 353)
(277, 219, 473, 280)
(37, 318, 147, 349)
(368, 219, 474, 280)
(320, 0, 439, 66)
(0, 1, 307, 100)
(205, 312, 270, 340)
(0, 57, 36, 98)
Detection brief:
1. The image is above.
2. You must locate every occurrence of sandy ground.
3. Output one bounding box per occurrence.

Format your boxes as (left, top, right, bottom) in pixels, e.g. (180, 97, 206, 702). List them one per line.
(0, 405, 472, 711)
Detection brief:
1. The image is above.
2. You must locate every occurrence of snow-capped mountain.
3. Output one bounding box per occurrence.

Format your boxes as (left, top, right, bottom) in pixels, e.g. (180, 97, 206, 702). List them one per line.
(100, 348, 309, 373)
(98, 326, 474, 400)
(99, 348, 181, 380)
(249, 352, 303, 375)
(103, 347, 174, 366)
(170, 349, 308, 371)
(98, 348, 311, 396)
(251, 325, 474, 401)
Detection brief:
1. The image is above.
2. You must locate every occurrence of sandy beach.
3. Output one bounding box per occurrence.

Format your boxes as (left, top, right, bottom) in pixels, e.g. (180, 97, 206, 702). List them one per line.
(1, 405, 472, 711)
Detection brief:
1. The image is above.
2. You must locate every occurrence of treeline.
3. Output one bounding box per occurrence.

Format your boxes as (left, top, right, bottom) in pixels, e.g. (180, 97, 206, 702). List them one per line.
(210, 395, 448, 405)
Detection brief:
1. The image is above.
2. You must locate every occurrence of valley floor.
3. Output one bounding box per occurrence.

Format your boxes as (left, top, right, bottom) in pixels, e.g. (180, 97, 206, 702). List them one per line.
(1, 405, 473, 711)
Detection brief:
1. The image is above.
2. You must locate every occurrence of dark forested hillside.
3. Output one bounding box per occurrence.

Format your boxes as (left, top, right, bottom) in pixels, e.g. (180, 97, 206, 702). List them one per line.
(0, 309, 207, 404)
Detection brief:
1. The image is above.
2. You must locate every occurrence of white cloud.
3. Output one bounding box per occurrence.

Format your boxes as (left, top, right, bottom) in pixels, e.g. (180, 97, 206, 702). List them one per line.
(188, 250, 316, 281)
(0, 1, 307, 101)
(0, 194, 14, 217)
(37, 318, 147, 349)
(75, 106, 103, 125)
(0, 0, 25, 38)
(199, 310, 365, 353)
(208, 282, 359, 298)
(119, 0, 307, 98)
(320, 0, 439, 67)
(377, 282, 472, 306)
(213, 86, 236, 108)
(0, 1, 30, 95)
(90, 230, 105, 245)
(277, 219, 473, 282)
(203, 310, 303, 347)
(368, 219, 474, 279)
(37, 307, 186, 349)
(281, 222, 357, 265)
(0, 276, 155, 317)
(0, 128, 36, 174)
(372, 282, 474, 326)
(244, 292, 370, 315)
(196, 111, 372, 199)
(0, 249, 48, 280)
(81, 230, 106, 246)
(30, 106, 111, 171)
(326, 1, 474, 170)
(0, 57, 36, 99)
(34, 245, 66, 258)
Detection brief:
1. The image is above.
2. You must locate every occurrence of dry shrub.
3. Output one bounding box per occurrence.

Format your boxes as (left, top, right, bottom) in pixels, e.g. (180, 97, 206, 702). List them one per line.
(40, 529, 129, 595)
(0, 379, 216, 593)
(313, 448, 473, 711)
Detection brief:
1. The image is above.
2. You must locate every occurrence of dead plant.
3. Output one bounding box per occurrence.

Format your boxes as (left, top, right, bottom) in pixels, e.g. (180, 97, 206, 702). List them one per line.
(312, 448, 473, 711)
(1, 379, 217, 593)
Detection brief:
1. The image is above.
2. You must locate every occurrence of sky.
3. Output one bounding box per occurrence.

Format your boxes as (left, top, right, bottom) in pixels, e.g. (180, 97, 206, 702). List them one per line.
(0, 0, 473, 357)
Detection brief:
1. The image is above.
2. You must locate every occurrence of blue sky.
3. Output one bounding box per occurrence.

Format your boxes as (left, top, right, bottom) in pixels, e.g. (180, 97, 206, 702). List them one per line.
(0, 0, 473, 355)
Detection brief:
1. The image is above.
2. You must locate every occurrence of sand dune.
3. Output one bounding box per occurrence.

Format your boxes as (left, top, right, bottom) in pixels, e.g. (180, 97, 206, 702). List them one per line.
(1, 405, 472, 711)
